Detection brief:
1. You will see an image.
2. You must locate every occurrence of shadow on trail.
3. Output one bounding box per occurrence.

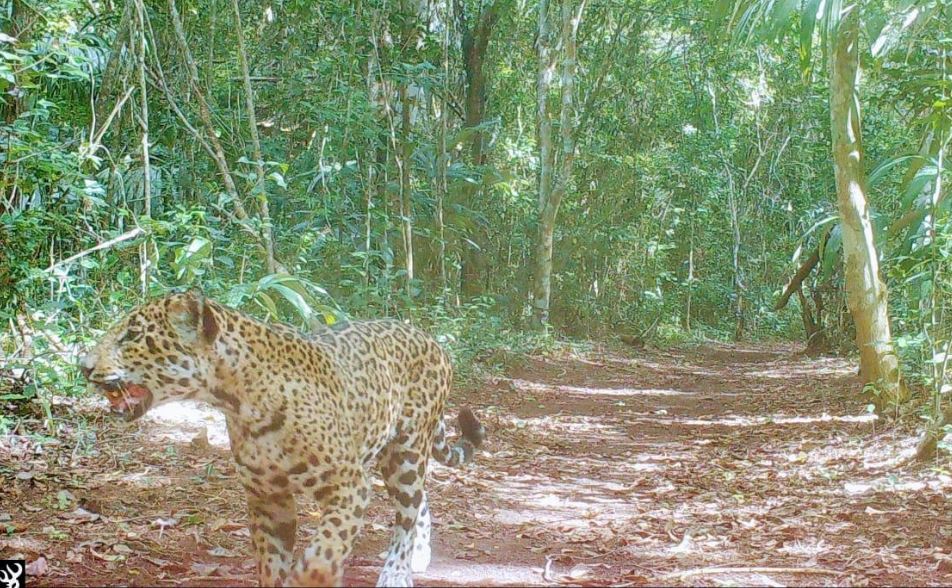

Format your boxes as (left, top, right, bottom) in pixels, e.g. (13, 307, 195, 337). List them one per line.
(433, 342, 950, 587)
(5, 342, 949, 587)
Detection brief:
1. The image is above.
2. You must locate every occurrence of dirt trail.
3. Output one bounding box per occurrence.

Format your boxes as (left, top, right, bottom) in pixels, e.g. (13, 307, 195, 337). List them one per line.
(2, 343, 950, 586)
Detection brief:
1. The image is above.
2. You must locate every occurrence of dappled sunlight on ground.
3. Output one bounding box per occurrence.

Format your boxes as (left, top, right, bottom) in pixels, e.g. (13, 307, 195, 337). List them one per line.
(144, 400, 230, 449)
(844, 474, 952, 495)
(3, 341, 949, 586)
(509, 377, 691, 397)
(746, 361, 854, 379)
(671, 412, 877, 428)
(416, 559, 546, 586)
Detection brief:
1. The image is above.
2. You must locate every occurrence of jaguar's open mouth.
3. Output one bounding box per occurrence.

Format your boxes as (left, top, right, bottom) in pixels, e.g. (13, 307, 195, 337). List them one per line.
(94, 380, 153, 421)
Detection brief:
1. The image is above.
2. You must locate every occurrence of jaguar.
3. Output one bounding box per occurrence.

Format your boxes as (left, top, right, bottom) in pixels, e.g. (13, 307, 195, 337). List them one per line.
(80, 290, 484, 587)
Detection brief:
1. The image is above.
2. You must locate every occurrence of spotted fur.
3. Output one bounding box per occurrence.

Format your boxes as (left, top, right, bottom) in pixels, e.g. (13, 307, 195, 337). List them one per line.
(81, 291, 484, 587)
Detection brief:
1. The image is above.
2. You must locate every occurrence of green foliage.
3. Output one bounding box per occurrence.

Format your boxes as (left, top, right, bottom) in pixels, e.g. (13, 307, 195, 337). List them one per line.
(0, 0, 948, 438)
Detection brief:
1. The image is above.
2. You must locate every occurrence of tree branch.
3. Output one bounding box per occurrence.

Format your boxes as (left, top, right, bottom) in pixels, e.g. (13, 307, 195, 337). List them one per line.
(775, 245, 822, 311)
(45, 227, 144, 273)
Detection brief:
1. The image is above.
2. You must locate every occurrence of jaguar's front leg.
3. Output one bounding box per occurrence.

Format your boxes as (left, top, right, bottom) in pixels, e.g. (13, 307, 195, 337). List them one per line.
(246, 489, 298, 587)
(287, 468, 371, 587)
(228, 418, 297, 586)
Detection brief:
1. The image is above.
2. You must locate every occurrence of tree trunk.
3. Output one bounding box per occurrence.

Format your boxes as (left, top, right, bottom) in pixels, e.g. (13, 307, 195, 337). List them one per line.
(727, 177, 744, 340)
(797, 286, 829, 356)
(721, 160, 744, 340)
(231, 0, 277, 273)
(775, 242, 823, 310)
(167, 0, 249, 224)
(532, 0, 580, 326)
(457, 1, 500, 298)
(94, 1, 134, 126)
(133, 0, 152, 295)
(462, 1, 500, 166)
(436, 0, 452, 296)
(399, 83, 414, 296)
(133, 0, 150, 219)
(683, 232, 694, 332)
(829, 11, 906, 407)
(532, 0, 555, 325)
(535, 0, 556, 217)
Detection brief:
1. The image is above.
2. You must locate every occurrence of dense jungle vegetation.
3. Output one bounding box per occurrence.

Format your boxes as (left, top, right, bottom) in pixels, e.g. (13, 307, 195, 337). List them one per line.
(0, 1, 951, 584)
(4, 0, 950, 450)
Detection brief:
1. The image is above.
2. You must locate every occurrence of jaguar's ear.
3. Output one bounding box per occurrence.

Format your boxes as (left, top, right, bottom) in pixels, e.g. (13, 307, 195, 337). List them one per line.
(169, 290, 219, 344)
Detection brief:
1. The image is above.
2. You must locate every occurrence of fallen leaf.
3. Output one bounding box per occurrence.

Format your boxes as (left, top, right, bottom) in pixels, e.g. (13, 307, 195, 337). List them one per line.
(90, 547, 122, 562)
(152, 517, 178, 537)
(208, 546, 239, 558)
(62, 507, 100, 523)
(568, 564, 593, 580)
(79, 498, 105, 515)
(1, 521, 28, 534)
(26, 556, 48, 576)
(190, 562, 221, 576)
(0, 536, 47, 553)
(56, 489, 75, 510)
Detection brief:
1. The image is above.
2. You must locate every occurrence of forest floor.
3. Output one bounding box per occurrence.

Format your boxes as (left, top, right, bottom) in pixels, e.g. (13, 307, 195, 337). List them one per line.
(2, 342, 951, 587)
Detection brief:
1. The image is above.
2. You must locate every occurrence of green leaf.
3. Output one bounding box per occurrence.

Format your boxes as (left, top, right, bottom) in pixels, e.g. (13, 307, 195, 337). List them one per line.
(901, 164, 937, 209)
(254, 291, 279, 320)
(818, 223, 842, 281)
(800, 0, 821, 77)
(769, 0, 799, 41)
(268, 172, 287, 189)
(871, 3, 932, 58)
(801, 214, 838, 242)
(869, 154, 925, 186)
(268, 283, 313, 319)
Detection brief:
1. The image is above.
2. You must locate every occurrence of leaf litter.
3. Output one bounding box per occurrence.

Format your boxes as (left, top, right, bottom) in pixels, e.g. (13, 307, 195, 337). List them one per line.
(0, 342, 949, 586)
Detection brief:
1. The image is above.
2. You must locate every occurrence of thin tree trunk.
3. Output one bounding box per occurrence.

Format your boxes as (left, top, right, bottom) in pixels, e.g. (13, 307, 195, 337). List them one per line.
(532, 0, 555, 324)
(437, 0, 451, 296)
(829, 10, 906, 408)
(776, 242, 823, 310)
(231, 0, 277, 273)
(95, 1, 133, 125)
(684, 231, 694, 332)
(133, 0, 151, 295)
(728, 176, 744, 340)
(167, 0, 252, 227)
(457, 0, 500, 298)
(532, 0, 581, 326)
(917, 50, 950, 460)
(535, 0, 555, 215)
(399, 84, 414, 296)
(721, 160, 744, 340)
(133, 0, 150, 218)
(462, 1, 500, 166)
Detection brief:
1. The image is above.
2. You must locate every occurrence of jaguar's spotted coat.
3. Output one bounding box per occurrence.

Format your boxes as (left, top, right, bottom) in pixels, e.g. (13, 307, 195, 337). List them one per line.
(81, 291, 484, 587)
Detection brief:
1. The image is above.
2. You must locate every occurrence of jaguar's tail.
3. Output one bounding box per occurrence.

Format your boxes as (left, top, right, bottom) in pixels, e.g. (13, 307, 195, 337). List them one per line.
(431, 407, 485, 467)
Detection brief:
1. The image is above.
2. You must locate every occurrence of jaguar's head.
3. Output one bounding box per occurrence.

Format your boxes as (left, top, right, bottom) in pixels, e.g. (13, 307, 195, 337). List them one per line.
(80, 290, 220, 420)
